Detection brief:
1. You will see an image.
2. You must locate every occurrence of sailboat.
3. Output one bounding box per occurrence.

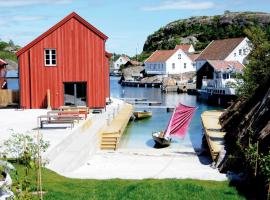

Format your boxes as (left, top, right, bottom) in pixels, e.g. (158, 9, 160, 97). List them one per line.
(152, 103, 197, 147)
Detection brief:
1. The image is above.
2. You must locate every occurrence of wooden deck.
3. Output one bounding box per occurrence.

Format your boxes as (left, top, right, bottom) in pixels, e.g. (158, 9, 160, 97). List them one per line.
(100, 103, 133, 150)
(201, 110, 225, 161)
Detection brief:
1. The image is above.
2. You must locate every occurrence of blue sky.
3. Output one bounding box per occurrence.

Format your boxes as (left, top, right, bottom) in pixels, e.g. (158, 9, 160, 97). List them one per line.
(0, 0, 269, 56)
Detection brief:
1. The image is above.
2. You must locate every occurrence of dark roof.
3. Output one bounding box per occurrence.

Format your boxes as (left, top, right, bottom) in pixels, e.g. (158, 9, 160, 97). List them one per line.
(0, 59, 7, 66)
(207, 60, 244, 72)
(145, 50, 177, 62)
(16, 12, 108, 57)
(196, 38, 245, 60)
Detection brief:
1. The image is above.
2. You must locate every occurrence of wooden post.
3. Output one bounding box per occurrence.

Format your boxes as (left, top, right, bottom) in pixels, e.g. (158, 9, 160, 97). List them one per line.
(47, 89, 51, 110)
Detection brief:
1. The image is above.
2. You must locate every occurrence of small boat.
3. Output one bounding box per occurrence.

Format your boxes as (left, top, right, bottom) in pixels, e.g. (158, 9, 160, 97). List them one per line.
(152, 103, 197, 147)
(133, 110, 152, 119)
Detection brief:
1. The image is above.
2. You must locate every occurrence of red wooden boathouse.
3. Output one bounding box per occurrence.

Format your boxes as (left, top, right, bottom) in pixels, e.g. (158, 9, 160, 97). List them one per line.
(16, 12, 111, 109)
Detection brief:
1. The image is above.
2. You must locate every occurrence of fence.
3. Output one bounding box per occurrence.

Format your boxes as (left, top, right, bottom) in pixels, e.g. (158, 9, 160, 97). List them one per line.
(0, 89, 19, 107)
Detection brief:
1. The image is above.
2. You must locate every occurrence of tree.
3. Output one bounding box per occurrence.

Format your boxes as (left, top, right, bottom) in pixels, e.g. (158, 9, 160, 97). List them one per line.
(237, 27, 270, 98)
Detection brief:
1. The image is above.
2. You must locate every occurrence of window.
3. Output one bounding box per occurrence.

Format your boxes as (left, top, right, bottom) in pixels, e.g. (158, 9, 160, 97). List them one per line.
(234, 53, 236, 57)
(178, 54, 181, 59)
(184, 63, 187, 69)
(172, 63, 175, 69)
(45, 49, 56, 66)
(243, 49, 247, 55)
(239, 49, 242, 55)
(120, 59, 122, 62)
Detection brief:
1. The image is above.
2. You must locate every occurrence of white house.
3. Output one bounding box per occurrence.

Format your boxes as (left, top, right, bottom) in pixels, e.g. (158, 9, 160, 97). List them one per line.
(144, 48, 198, 75)
(196, 37, 251, 71)
(113, 56, 130, 70)
(197, 60, 244, 95)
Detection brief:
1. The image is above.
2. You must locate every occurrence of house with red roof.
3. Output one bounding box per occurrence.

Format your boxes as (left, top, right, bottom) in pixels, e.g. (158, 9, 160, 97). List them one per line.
(195, 37, 251, 96)
(196, 37, 250, 70)
(144, 46, 198, 75)
(174, 44, 195, 53)
(16, 12, 111, 109)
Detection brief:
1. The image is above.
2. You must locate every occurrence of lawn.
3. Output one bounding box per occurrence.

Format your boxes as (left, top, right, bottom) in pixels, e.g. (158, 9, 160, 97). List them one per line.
(11, 164, 244, 200)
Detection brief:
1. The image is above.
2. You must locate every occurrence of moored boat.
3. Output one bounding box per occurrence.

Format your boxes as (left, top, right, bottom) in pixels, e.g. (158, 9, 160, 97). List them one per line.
(133, 110, 152, 119)
(152, 103, 197, 147)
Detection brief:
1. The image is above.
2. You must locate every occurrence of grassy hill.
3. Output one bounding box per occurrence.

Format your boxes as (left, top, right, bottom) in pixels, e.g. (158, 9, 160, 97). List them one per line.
(0, 40, 19, 62)
(142, 11, 270, 56)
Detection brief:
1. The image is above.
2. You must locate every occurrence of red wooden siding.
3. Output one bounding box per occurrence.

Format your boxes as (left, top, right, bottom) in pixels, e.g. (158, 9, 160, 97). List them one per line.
(17, 13, 110, 109)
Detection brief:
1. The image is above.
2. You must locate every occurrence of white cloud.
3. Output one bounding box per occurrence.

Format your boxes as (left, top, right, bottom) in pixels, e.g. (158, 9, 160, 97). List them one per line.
(142, 0, 215, 11)
(11, 16, 47, 22)
(0, 0, 73, 7)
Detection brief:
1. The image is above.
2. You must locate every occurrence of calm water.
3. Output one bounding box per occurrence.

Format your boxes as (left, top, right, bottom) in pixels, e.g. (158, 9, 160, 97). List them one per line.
(110, 76, 221, 150)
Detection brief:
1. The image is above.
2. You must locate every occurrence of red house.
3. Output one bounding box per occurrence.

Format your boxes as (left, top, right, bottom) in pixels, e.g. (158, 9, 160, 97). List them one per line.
(16, 12, 111, 109)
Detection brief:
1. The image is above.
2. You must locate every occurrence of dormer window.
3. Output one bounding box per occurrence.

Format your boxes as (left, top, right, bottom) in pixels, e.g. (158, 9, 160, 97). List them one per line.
(45, 49, 56, 66)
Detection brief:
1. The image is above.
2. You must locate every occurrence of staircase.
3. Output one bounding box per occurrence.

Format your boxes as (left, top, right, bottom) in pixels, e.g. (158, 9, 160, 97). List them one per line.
(100, 103, 133, 150)
(100, 133, 120, 150)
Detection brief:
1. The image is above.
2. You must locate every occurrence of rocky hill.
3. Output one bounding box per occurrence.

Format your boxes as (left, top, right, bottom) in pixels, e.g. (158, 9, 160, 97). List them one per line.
(143, 11, 270, 53)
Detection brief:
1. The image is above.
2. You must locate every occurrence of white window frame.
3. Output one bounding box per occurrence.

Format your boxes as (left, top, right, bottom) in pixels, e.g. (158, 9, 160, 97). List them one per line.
(239, 49, 242, 55)
(44, 48, 57, 66)
(172, 63, 175, 70)
(184, 63, 187, 69)
(178, 54, 181, 59)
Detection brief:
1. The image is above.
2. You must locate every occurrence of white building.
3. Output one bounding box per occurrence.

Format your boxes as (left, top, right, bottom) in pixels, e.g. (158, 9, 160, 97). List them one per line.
(144, 45, 198, 75)
(196, 37, 251, 71)
(197, 60, 244, 95)
(113, 56, 130, 70)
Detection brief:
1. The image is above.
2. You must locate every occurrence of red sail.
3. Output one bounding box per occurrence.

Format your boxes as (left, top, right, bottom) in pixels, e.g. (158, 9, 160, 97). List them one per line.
(165, 103, 197, 138)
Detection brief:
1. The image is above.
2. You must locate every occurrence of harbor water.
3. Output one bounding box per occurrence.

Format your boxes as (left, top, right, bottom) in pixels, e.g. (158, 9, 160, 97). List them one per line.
(110, 77, 221, 150)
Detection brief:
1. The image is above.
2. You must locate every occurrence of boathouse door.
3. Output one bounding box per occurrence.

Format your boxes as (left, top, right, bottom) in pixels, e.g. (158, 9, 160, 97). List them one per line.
(64, 82, 87, 106)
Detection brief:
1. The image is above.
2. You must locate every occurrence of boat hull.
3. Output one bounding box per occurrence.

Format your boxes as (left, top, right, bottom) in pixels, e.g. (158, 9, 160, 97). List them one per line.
(133, 111, 152, 119)
(152, 134, 170, 147)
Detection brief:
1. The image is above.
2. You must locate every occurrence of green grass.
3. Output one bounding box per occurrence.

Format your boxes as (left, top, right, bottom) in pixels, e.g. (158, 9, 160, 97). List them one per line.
(12, 164, 244, 200)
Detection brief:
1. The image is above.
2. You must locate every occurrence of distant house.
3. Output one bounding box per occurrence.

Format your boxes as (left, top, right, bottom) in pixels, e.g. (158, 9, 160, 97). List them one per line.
(16, 12, 111, 109)
(196, 37, 251, 71)
(197, 60, 244, 95)
(0, 59, 7, 89)
(144, 47, 197, 75)
(114, 56, 130, 70)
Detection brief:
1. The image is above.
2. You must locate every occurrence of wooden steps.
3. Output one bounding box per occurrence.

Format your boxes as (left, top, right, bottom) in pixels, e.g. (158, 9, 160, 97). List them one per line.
(201, 110, 225, 161)
(100, 103, 133, 150)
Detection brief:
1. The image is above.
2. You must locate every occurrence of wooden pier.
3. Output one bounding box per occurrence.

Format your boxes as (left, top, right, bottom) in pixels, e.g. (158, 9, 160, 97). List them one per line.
(121, 81, 162, 88)
(201, 110, 225, 161)
(100, 103, 133, 150)
(135, 105, 175, 112)
(162, 83, 196, 93)
(124, 100, 162, 106)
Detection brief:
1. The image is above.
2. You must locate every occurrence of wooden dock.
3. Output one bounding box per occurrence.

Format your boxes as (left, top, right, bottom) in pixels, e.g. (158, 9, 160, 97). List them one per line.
(134, 105, 175, 112)
(201, 110, 225, 161)
(125, 101, 162, 106)
(162, 84, 196, 93)
(121, 81, 162, 88)
(100, 103, 133, 150)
